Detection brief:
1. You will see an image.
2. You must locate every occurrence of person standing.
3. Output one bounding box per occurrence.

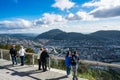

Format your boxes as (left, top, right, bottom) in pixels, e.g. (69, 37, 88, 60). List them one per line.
(37, 48, 44, 70)
(19, 46, 26, 66)
(9, 44, 18, 66)
(40, 48, 49, 72)
(71, 50, 80, 80)
(65, 51, 71, 77)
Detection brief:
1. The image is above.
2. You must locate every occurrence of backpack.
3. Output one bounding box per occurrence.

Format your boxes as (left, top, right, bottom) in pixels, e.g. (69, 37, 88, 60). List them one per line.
(71, 55, 77, 65)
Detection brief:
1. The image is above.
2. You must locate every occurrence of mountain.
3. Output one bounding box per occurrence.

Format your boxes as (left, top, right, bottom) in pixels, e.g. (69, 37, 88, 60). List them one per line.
(9, 33, 38, 38)
(35, 29, 87, 40)
(90, 30, 120, 40)
(54, 32, 86, 40)
(1, 29, 120, 41)
(35, 29, 65, 39)
(35, 29, 120, 41)
(0, 33, 38, 40)
(35, 29, 100, 40)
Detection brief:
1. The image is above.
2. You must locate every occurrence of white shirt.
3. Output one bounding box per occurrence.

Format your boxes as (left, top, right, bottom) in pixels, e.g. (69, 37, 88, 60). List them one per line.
(19, 48, 26, 56)
(37, 50, 42, 59)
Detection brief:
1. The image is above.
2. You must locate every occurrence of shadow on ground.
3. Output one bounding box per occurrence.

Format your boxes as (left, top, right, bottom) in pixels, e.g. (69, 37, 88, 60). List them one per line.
(1, 64, 43, 80)
(46, 75, 67, 80)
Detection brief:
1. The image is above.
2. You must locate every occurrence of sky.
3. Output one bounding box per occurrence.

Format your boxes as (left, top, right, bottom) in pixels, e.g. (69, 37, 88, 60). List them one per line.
(0, 0, 120, 34)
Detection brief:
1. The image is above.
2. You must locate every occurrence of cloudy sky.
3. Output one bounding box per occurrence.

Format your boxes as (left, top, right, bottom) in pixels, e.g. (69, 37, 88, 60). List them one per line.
(0, 0, 120, 34)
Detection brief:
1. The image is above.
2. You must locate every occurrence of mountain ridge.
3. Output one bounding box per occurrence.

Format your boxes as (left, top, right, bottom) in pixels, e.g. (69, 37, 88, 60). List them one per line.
(1, 29, 120, 41)
(35, 29, 120, 41)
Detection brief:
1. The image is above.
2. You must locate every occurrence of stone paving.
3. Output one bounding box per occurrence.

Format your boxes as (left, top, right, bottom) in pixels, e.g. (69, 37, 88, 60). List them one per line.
(0, 59, 88, 80)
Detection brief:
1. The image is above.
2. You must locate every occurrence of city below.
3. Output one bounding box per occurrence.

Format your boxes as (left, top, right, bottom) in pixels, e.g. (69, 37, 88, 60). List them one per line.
(0, 29, 120, 64)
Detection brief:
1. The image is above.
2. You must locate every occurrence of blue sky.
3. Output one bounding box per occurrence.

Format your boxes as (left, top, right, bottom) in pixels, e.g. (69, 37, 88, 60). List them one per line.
(0, 0, 120, 34)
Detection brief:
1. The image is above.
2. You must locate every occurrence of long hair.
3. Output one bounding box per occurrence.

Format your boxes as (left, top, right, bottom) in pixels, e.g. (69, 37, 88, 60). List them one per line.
(66, 51, 70, 57)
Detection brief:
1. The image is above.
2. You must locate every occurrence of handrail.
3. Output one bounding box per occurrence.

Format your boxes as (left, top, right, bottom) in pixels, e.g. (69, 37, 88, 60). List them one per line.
(0, 49, 37, 66)
(0, 49, 3, 59)
(0, 49, 120, 69)
(1, 48, 120, 80)
(51, 56, 120, 69)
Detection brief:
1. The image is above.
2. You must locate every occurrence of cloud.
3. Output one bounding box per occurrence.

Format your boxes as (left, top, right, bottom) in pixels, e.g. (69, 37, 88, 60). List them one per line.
(66, 11, 95, 21)
(52, 0, 75, 11)
(0, 13, 67, 33)
(91, 6, 120, 18)
(0, 19, 32, 30)
(82, 0, 120, 8)
(82, 0, 120, 18)
(34, 13, 66, 25)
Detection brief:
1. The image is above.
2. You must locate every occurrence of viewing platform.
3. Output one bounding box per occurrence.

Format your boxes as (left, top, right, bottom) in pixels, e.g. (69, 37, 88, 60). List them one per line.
(0, 49, 120, 80)
(0, 59, 88, 80)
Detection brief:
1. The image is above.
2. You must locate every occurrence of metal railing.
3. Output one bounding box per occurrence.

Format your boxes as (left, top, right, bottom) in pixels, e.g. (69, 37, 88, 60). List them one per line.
(0, 49, 36, 66)
(0, 49, 120, 80)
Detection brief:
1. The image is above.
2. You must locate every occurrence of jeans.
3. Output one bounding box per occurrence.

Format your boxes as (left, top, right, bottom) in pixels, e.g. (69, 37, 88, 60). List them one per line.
(11, 56, 17, 65)
(72, 64, 78, 79)
(20, 56, 24, 65)
(66, 66, 71, 75)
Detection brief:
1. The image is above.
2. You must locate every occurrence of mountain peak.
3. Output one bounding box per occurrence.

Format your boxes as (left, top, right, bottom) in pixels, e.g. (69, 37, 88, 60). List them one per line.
(35, 29, 65, 39)
(45, 29, 64, 33)
(35, 29, 120, 40)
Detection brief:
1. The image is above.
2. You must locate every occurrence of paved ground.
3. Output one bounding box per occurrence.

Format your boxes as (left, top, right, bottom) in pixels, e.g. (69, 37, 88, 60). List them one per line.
(0, 59, 88, 80)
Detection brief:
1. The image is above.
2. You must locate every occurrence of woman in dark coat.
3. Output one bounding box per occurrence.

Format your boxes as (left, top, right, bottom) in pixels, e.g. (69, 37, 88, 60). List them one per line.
(40, 48, 49, 71)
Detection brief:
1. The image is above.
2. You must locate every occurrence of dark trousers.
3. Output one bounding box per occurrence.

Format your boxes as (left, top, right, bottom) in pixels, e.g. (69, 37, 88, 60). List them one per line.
(72, 65, 78, 80)
(20, 56, 24, 65)
(11, 56, 17, 65)
(66, 66, 71, 75)
(38, 59, 42, 70)
(42, 61, 47, 71)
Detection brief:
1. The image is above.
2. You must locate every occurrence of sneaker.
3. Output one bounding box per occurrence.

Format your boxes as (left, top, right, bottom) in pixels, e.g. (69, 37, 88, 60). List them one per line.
(43, 70, 46, 72)
(72, 77, 78, 80)
(76, 78, 78, 80)
(38, 68, 42, 70)
(20, 64, 24, 66)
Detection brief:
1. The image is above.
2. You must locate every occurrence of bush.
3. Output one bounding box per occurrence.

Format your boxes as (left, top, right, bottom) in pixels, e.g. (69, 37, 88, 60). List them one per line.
(26, 47, 35, 53)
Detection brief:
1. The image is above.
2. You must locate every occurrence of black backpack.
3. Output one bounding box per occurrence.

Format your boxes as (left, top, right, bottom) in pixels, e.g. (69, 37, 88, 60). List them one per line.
(71, 55, 77, 65)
